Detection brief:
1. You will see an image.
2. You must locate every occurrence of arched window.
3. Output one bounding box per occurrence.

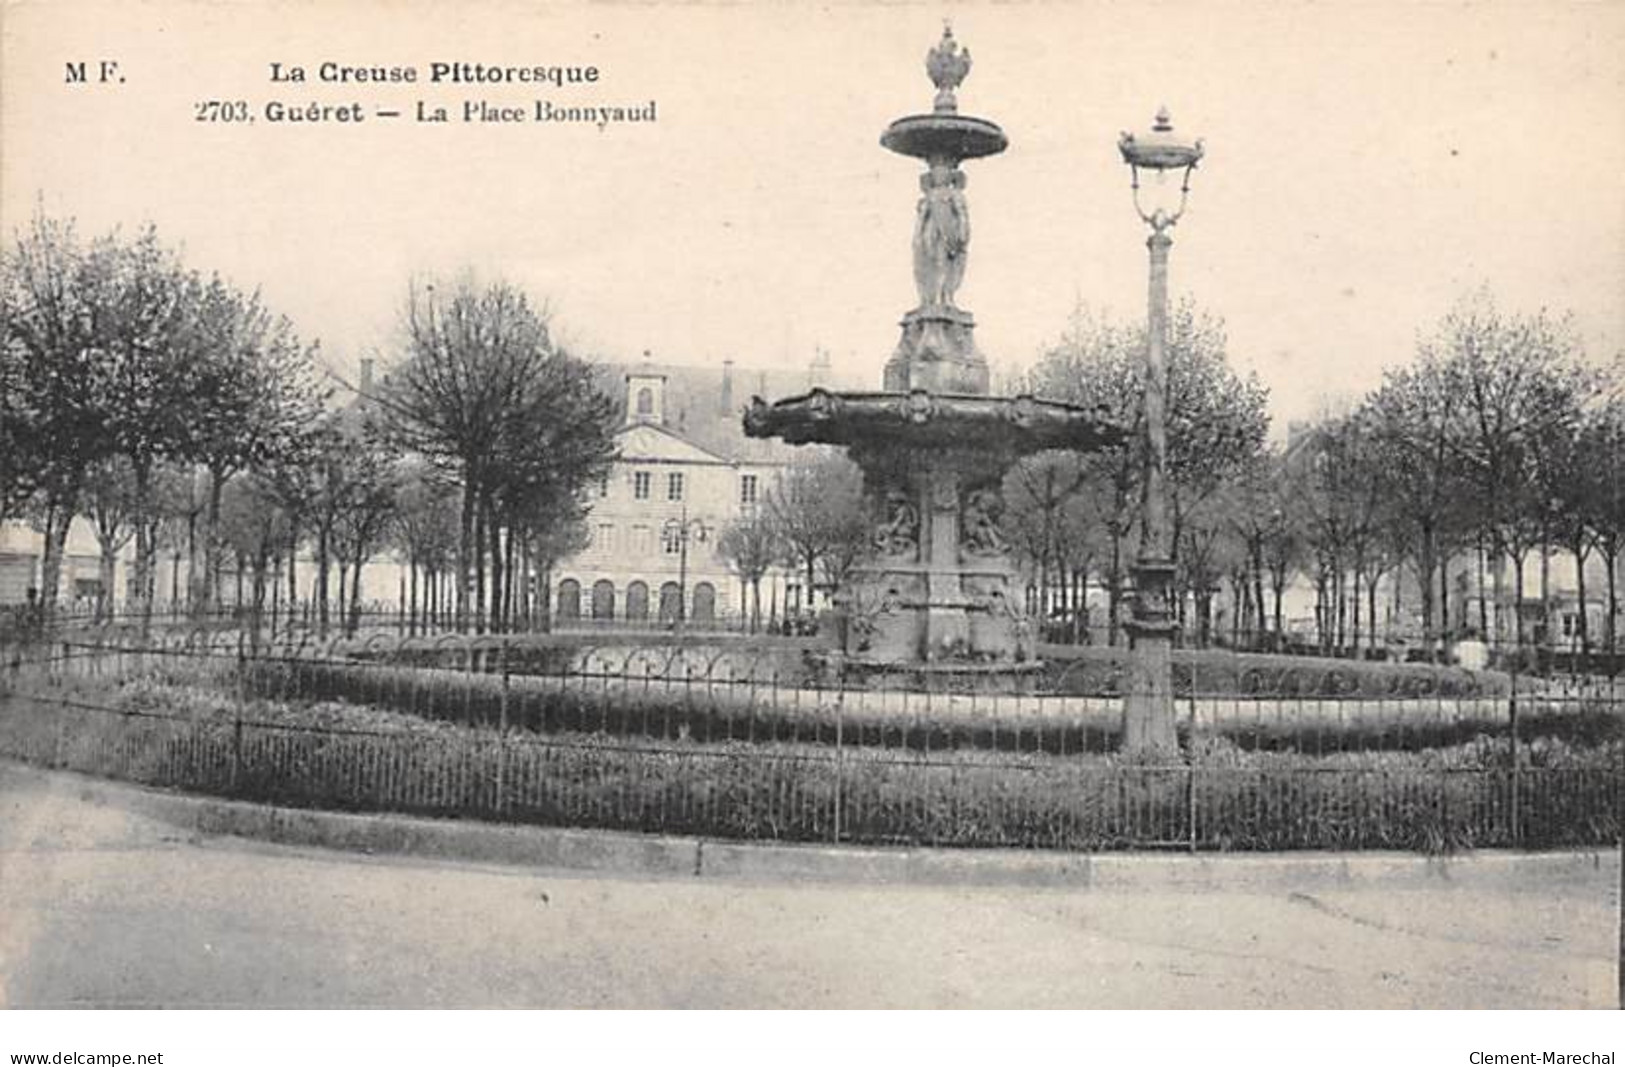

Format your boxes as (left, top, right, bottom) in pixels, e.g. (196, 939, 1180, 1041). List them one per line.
(658, 582, 682, 624)
(626, 581, 650, 622)
(635, 387, 654, 417)
(691, 582, 716, 624)
(590, 580, 616, 621)
(556, 579, 581, 622)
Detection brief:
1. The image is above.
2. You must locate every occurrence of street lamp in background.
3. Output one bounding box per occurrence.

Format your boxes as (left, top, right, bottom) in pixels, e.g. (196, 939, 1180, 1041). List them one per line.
(1118, 107, 1204, 756)
(662, 508, 711, 632)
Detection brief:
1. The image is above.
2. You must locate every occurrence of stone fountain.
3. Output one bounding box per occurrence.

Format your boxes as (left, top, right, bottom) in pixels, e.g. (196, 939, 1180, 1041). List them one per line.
(744, 27, 1123, 683)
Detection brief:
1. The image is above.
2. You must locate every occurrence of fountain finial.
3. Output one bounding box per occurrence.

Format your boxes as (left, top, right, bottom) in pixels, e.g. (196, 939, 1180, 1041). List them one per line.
(926, 23, 972, 113)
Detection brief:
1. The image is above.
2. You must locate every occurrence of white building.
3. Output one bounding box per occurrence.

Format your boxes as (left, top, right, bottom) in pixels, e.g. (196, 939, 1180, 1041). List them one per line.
(554, 351, 841, 628)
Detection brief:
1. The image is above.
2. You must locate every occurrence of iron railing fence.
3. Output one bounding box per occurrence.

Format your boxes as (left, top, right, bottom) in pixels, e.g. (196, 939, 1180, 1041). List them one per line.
(0, 633, 1618, 852)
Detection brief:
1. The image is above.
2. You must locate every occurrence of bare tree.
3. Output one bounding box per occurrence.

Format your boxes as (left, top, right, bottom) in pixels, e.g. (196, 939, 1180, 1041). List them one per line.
(383, 276, 615, 633)
(717, 509, 782, 633)
(765, 452, 867, 612)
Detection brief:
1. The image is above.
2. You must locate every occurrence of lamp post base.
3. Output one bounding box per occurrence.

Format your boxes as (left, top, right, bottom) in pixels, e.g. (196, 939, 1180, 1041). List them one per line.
(1123, 557, 1179, 758)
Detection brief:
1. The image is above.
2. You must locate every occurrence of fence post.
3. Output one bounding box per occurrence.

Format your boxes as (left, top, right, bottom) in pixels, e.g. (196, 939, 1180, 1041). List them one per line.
(232, 641, 247, 795)
(1508, 660, 1520, 848)
(1187, 684, 1199, 852)
(832, 667, 845, 845)
(496, 639, 510, 816)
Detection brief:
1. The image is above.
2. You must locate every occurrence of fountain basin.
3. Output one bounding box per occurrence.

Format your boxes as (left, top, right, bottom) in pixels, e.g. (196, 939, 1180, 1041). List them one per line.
(746, 388, 1125, 671)
(882, 113, 1008, 161)
(743, 388, 1124, 453)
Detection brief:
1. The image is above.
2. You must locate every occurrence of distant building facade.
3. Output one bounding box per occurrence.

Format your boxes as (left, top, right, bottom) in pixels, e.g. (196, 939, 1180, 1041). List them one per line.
(553, 351, 840, 628)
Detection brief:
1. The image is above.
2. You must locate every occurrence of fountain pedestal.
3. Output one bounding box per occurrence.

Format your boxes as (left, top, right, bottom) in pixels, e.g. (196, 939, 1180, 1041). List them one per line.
(884, 306, 988, 394)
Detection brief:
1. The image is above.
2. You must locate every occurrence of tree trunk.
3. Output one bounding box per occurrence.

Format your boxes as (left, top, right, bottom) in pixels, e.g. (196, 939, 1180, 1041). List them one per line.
(37, 498, 74, 625)
(316, 520, 331, 639)
(348, 556, 364, 636)
(485, 501, 504, 635)
(1272, 580, 1285, 645)
(1476, 533, 1489, 638)
(270, 556, 281, 638)
(457, 478, 475, 634)
(130, 457, 154, 632)
(1418, 526, 1436, 656)
(335, 562, 347, 635)
(1605, 543, 1619, 662)
(96, 540, 118, 625)
(1491, 546, 1507, 648)
(1539, 539, 1552, 653)
(1350, 563, 1363, 655)
(1511, 552, 1527, 648)
(196, 466, 228, 618)
(1107, 532, 1124, 648)
(1251, 546, 1267, 642)
(1367, 573, 1379, 654)
(408, 556, 419, 637)
(250, 554, 268, 651)
(287, 526, 300, 627)
(473, 495, 488, 634)
(537, 557, 554, 634)
(1573, 539, 1591, 659)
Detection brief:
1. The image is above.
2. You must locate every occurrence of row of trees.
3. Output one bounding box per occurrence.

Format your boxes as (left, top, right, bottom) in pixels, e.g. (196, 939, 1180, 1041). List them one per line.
(1286, 294, 1624, 658)
(1005, 290, 1622, 659)
(2, 214, 322, 628)
(8, 212, 1614, 654)
(2, 215, 618, 637)
(1007, 299, 1271, 647)
(716, 452, 868, 633)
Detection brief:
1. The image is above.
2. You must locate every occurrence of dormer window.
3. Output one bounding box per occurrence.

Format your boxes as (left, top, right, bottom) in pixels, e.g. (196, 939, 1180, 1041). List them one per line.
(635, 387, 654, 418)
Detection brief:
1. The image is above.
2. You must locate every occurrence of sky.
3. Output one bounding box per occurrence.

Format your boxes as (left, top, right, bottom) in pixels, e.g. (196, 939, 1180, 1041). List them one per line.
(3, 0, 1622, 432)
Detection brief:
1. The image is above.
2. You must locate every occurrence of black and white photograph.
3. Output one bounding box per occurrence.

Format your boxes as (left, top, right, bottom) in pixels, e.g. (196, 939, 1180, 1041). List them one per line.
(0, 0, 1621, 1053)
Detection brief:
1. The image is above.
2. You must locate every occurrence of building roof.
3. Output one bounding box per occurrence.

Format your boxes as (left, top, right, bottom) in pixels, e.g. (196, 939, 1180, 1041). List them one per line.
(592, 356, 854, 466)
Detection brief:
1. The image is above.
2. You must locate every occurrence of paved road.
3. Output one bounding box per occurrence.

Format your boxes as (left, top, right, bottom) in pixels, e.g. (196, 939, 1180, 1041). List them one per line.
(0, 765, 1616, 1008)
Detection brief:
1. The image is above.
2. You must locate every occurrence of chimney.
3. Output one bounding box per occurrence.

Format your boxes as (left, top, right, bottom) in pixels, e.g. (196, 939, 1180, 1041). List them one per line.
(359, 358, 375, 394)
(808, 348, 832, 389)
(720, 359, 735, 416)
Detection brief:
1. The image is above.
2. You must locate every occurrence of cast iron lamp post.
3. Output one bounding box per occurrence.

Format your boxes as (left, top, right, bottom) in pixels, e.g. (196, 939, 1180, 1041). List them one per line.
(1119, 107, 1203, 756)
(662, 508, 710, 631)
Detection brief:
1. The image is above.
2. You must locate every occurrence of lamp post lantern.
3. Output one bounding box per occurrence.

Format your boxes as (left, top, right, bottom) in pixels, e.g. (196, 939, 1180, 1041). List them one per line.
(662, 508, 710, 632)
(1119, 107, 1203, 756)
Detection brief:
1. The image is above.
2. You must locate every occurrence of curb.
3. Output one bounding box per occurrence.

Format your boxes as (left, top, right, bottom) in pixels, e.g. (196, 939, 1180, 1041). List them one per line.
(6, 760, 1616, 892)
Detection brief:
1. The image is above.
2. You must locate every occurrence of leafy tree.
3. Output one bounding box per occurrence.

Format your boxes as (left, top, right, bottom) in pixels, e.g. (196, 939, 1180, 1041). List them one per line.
(218, 471, 296, 644)
(1002, 453, 1107, 643)
(1023, 300, 1268, 645)
(1361, 352, 1475, 653)
(1583, 378, 1625, 658)
(328, 423, 400, 637)
(94, 232, 207, 626)
(0, 300, 34, 524)
(185, 277, 324, 616)
(2, 214, 113, 618)
(81, 457, 140, 624)
(1429, 293, 1589, 647)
